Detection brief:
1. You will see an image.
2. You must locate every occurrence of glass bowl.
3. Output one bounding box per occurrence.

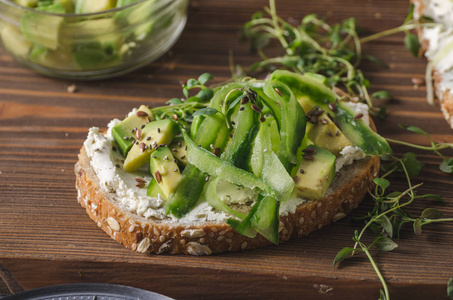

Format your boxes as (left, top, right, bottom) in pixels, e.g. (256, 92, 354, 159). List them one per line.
(0, 0, 188, 80)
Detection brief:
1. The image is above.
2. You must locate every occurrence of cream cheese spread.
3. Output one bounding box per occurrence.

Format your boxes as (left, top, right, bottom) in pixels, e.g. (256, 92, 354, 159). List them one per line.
(83, 101, 369, 223)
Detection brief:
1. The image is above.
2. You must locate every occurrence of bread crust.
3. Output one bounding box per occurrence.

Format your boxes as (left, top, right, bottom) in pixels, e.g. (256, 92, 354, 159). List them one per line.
(75, 142, 379, 255)
(412, 0, 453, 129)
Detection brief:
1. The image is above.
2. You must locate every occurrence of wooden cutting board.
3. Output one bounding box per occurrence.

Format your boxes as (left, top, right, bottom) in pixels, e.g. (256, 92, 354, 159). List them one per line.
(0, 0, 452, 299)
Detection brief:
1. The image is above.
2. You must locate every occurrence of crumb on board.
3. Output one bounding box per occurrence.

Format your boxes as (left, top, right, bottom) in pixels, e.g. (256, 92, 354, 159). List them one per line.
(67, 84, 77, 93)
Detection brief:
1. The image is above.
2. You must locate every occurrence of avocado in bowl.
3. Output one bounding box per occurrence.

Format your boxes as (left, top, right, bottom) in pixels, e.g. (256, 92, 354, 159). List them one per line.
(0, 0, 188, 79)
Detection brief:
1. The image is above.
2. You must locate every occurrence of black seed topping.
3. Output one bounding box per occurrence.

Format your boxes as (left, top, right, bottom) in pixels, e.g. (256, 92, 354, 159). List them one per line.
(214, 147, 221, 157)
(94, 148, 99, 152)
(112, 146, 117, 152)
(328, 132, 333, 137)
(239, 106, 245, 111)
(181, 155, 186, 159)
(178, 142, 182, 147)
(229, 133, 233, 138)
(303, 154, 314, 160)
(141, 124, 146, 129)
(299, 169, 305, 174)
(174, 168, 178, 172)
(157, 128, 161, 133)
(303, 147, 317, 154)
(241, 97, 249, 105)
(231, 121, 236, 126)
(260, 116, 266, 122)
(115, 164, 120, 168)
(123, 136, 128, 140)
(172, 148, 178, 152)
(164, 155, 169, 160)
(151, 155, 157, 158)
(205, 176, 210, 182)
(336, 131, 340, 136)
(146, 136, 151, 141)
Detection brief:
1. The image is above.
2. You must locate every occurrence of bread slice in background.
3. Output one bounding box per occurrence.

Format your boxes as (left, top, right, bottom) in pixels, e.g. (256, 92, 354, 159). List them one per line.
(412, 0, 453, 129)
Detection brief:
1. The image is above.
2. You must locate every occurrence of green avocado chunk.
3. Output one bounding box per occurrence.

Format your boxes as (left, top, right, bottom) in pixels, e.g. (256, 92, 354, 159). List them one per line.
(168, 137, 188, 166)
(20, 4, 65, 50)
(0, 25, 32, 59)
(293, 145, 336, 200)
(112, 105, 154, 157)
(147, 177, 164, 199)
(306, 111, 353, 156)
(75, 0, 117, 13)
(123, 118, 179, 172)
(149, 147, 182, 198)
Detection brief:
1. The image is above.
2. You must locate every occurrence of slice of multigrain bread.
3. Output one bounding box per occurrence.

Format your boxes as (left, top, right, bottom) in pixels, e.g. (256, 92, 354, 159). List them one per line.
(412, 0, 453, 129)
(75, 142, 379, 255)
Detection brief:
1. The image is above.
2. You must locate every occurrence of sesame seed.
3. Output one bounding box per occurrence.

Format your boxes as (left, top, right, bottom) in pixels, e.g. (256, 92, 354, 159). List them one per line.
(174, 169, 178, 172)
(94, 148, 99, 152)
(300, 169, 305, 174)
(123, 136, 128, 140)
(157, 128, 161, 133)
(151, 155, 157, 158)
(320, 118, 328, 124)
(146, 117, 151, 123)
(205, 176, 210, 182)
(231, 121, 235, 126)
(178, 142, 182, 147)
(172, 148, 178, 152)
(328, 132, 333, 137)
(263, 149, 268, 153)
(274, 88, 282, 97)
(210, 144, 215, 150)
(141, 124, 146, 129)
(146, 136, 151, 141)
(164, 155, 169, 160)
(181, 155, 186, 159)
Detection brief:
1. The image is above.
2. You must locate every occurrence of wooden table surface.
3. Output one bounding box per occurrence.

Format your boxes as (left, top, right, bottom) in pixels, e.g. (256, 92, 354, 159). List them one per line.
(1, 0, 452, 299)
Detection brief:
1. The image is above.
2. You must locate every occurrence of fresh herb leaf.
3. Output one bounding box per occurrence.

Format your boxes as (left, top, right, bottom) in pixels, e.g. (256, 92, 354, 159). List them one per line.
(440, 158, 453, 174)
(192, 107, 219, 116)
(333, 247, 355, 266)
(166, 98, 183, 105)
(448, 278, 453, 299)
(198, 73, 214, 85)
(413, 218, 422, 235)
(374, 178, 390, 194)
(376, 215, 393, 238)
(418, 194, 445, 204)
(399, 124, 428, 136)
(374, 236, 398, 252)
(372, 90, 393, 100)
(186, 78, 199, 89)
(400, 152, 424, 177)
(421, 208, 443, 219)
(405, 33, 420, 57)
(195, 88, 214, 103)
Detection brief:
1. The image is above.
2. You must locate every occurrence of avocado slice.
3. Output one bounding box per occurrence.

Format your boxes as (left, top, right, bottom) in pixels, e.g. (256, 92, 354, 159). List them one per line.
(1, 25, 32, 59)
(20, 3, 65, 50)
(28, 44, 78, 70)
(112, 105, 154, 157)
(293, 145, 336, 200)
(147, 177, 164, 199)
(169, 136, 188, 166)
(149, 147, 182, 198)
(123, 119, 179, 172)
(306, 111, 353, 156)
(75, 0, 117, 13)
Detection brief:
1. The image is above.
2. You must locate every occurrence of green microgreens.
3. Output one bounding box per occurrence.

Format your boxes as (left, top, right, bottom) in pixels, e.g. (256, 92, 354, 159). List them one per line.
(152, 73, 215, 129)
(240, 2, 452, 299)
(333, 125, 453, 300)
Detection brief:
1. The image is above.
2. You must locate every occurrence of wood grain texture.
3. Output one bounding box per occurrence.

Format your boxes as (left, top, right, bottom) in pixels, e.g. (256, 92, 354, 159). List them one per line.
(0, 0, 452, 299)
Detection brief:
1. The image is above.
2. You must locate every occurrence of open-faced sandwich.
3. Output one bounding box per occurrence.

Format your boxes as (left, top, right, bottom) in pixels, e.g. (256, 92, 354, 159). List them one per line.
(412, 0, 453, 129)
(75, 70, 390, 255)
